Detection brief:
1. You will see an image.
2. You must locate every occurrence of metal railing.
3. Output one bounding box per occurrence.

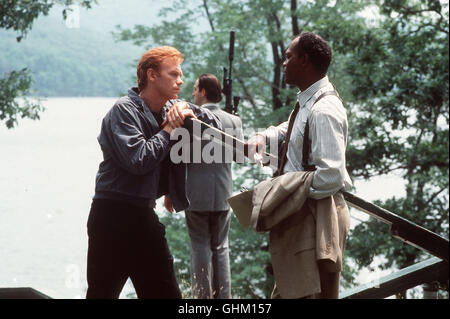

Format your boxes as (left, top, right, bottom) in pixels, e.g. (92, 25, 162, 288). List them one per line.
(341, 192, 449, 299)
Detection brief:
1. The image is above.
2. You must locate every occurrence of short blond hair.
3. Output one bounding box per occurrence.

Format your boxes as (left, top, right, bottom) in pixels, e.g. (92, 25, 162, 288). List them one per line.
(137, 46, 184, 92)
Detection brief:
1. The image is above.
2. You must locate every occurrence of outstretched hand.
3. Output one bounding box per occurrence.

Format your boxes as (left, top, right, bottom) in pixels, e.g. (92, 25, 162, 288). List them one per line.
(245, 134, 266, 163)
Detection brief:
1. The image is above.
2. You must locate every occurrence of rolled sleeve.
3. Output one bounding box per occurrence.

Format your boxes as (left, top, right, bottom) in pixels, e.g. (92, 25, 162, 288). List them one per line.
(263, 121, 288, 145)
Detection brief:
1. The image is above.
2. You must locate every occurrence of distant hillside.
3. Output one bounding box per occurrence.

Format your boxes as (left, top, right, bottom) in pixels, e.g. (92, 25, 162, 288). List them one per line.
(0, 0, 169, 97)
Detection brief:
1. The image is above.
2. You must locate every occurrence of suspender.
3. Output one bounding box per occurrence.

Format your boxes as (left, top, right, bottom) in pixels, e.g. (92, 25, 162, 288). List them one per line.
(274, 101, 299, 177)
(274, 90, 342, 177)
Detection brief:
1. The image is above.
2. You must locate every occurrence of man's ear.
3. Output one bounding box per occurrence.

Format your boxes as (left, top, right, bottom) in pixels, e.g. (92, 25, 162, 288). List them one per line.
(201, 88, 207, 98)
(147, 68, 159, 83)
(300, 54, 310, 67)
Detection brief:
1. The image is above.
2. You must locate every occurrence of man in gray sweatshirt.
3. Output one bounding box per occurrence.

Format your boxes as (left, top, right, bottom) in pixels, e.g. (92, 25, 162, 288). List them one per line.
(86, 47, 221, 299)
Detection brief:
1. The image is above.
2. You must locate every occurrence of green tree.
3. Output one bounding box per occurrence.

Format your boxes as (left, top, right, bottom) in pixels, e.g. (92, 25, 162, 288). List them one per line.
(0, 0, 96, 128)
(343, 0, 449, 298)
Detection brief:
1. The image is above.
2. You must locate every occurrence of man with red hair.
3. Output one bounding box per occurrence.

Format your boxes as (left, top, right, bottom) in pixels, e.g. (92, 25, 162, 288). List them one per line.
(86, 46, 221, 299)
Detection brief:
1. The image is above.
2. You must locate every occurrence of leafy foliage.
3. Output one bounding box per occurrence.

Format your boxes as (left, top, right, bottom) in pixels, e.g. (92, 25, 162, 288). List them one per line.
(159, 212, 193, 298)
(0, 0, 52, 42)
(345, 0, 449, 278)
(228, 215, 274, 298)
(0, 0, 96, 128)
(0, 20, 141, 97)
(0, 68, 44, 128)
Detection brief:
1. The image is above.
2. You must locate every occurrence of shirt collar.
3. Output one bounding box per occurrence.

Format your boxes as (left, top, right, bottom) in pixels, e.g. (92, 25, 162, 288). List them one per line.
(128, 87, 145, 111)
(297, 75, 330, 108)
(202, 103, 220, 110)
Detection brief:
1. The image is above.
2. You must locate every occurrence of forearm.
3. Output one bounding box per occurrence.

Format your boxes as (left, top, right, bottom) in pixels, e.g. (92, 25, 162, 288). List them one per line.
(259, 122, 288, 146)
(309, 167, 345, 199)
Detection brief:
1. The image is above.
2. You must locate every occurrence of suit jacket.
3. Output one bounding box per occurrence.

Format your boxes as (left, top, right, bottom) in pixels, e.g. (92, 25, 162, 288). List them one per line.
(186, 103, 244, 211)
(251, 171, 350, 299)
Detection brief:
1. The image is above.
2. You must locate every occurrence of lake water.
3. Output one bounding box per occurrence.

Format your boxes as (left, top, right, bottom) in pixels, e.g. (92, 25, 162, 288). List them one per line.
(0, 97, 405, 298)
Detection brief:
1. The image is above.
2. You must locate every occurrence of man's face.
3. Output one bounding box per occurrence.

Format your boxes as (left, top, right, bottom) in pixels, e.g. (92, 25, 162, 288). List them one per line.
(151, 58, 184, 100)
(192, 79, 204, 105)
(283, 38, 304, 87)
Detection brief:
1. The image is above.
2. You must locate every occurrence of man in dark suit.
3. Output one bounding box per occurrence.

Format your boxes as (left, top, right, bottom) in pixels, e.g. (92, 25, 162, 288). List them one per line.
(165, 74, 243, 298)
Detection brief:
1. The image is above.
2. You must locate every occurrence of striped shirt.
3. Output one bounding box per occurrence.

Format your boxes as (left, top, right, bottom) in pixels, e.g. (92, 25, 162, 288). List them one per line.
(263, 76, 352, 199)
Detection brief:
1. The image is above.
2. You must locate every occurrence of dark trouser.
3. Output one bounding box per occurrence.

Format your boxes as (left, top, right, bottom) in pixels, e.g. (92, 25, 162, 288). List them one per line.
(86, 199, 181, 299)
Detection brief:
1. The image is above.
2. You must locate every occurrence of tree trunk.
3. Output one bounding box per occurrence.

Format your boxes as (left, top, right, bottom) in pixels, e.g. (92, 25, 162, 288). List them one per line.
(266, 12, 284, 110)
(291, 0, 300, 36)
(269, 40, 283, 110)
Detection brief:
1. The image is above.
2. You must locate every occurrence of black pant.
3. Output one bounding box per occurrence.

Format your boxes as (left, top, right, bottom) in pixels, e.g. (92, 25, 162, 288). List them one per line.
(86, 199, 181, 299)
